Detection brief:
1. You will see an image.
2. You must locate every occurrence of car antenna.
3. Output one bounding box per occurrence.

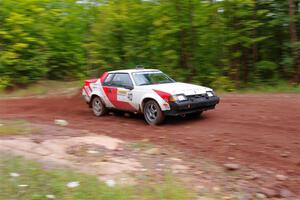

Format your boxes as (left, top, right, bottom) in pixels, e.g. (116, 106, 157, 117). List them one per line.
(136, 65, 144, 69)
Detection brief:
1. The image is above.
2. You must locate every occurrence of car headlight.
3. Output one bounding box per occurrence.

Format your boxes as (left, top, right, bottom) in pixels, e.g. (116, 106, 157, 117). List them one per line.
(206, 91, 215, 97)
(170, 94, 187, 102)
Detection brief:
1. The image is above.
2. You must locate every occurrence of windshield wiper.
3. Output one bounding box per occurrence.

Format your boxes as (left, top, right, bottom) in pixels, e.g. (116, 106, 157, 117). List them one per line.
(138, 83, 151, 86)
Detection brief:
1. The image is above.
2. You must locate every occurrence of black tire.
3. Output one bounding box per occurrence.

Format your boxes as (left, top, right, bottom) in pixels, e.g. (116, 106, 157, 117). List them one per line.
(91, 96, 107, 117)
(144, 100, 165, 125)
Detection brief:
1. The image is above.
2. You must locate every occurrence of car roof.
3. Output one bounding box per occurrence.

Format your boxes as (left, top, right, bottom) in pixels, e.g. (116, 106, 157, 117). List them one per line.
(108, 69, 161, 74)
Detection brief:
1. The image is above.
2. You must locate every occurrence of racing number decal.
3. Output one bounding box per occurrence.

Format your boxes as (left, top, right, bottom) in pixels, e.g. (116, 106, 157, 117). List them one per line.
(127, 93, 133, 101)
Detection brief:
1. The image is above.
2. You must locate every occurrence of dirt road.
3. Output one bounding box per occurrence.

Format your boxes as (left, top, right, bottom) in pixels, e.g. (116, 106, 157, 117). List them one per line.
(1, 93, 300, 194)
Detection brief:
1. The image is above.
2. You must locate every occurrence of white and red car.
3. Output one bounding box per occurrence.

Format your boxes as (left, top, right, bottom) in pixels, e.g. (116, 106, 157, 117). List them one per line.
(82, 68, 220, 125)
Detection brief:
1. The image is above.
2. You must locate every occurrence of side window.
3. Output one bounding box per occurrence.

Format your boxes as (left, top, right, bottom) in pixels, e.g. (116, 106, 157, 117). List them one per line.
(110, 73, 133, 88)
(103, 73, 114, 85)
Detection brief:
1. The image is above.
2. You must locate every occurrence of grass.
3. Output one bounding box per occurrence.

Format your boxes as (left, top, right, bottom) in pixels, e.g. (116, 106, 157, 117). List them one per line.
(1, 79, 300, 99)
(238, 82, 300, 93)
(0, 155, 195, 200)
(215, 81, 300, 94)
(0, 120, 35, 136)
(0, 80, 81, 98)
(127, 141, 155, 151)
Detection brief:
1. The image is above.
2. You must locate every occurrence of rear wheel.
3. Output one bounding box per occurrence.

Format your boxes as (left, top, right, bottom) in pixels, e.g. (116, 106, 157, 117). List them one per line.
(144, 100, 165, 125)
(91, 96, 107, 117)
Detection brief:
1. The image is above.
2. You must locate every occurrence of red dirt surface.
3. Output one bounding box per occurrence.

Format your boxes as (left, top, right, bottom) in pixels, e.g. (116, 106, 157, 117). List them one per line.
(1, 93, 300, 194)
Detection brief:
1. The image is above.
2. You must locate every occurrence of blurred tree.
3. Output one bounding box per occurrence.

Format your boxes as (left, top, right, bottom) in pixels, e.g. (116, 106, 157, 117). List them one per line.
(288, 0, 299, 82)
(0, 0, 299, 89)
(0, 0, 91, 87)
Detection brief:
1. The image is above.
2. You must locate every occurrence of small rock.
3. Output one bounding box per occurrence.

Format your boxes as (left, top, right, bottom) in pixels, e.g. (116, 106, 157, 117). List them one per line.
(280, 153, 289, 158)
(279, 188, 293, 198)
(222, 196, 232, 200)
(246, 172, 260, 180)
(101, 156, 111, 162)
(212, 186, 221, 192)
(260, 188, 278, 198)
(227, 157, 235, 160)
(171, 164, 189, 172)
(145, 148, 159, 155)
(66, 181, 80, 188)
(105, 179, 116, 187)
(180, 140, 187, 145)
(10, 172, 20, 177)
(276, 174, 288, 181)
(0, 123, 3, 127)
(194, 170, 204, 175)
(240, 194, 251, 200)
(46, 194, 56, 199)
(255, 193, 267, 199)
(87, 150, 99, 154)
(54, 119, 68, 126)
(32, 138, 43, 144)
(141, 138, 149, 142)
(223, 163, 240, 171)
(195, 185, 205, 191)
(169, 157, 182, 162)
(115, 147, 123, 151)
(18, 184, 28, 187)
(197, 197, 210, 200)
(157, 163, 165, 167)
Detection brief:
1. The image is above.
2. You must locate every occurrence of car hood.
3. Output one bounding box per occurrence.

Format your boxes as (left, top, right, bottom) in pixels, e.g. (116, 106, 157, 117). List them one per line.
(142, 82, 211, 96)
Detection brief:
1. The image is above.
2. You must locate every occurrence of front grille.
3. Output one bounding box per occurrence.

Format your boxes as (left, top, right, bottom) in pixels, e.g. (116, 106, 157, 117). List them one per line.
(186, 93, 208, 101)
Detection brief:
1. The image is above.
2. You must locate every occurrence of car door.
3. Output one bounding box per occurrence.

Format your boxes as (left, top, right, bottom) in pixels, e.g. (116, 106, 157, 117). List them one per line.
(102, 73, 136, 111)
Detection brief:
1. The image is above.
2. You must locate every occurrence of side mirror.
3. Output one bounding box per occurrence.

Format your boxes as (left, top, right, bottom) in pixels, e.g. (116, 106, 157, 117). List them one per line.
(124, 85, 134, 90)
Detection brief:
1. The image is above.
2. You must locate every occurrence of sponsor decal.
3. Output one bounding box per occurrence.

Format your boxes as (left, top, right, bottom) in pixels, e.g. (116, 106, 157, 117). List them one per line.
(117, 89, 128, 102)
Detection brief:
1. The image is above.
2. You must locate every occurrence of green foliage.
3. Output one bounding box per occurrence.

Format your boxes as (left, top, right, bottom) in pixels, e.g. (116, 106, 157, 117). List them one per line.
(0, 80, 81, 98)
(0, 0, 299, 90)
(0, 0, 91, 87)
(211, 76, 236, 92)
(0, 76, 12, 90)
(255, 61, 278, 80)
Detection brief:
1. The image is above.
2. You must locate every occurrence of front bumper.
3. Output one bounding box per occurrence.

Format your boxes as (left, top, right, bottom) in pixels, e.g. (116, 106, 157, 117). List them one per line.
(165, 96, 220, 116)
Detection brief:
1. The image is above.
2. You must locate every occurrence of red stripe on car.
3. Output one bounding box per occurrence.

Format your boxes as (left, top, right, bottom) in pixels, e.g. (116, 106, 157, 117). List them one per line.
(153, 89, 171, 102)
(103, 86, 136, 111)
(100, 72, 109, 84)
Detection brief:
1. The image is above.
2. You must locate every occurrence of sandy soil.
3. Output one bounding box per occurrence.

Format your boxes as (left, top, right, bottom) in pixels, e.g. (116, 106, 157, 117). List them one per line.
(1, 93, 300, 197)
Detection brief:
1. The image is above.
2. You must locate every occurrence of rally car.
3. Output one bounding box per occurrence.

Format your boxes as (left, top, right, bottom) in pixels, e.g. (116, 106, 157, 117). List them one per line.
(82, 68, 220, 125)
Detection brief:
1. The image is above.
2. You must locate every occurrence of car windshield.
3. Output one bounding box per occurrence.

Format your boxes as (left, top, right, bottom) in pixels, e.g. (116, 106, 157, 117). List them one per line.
(132, 71, 175, 86)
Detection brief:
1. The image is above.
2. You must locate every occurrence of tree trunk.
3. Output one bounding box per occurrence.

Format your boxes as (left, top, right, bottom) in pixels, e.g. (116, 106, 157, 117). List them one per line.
(252, 0, 258, 65)
(175, 0, 194, 82)
(288, 0, 300, 83)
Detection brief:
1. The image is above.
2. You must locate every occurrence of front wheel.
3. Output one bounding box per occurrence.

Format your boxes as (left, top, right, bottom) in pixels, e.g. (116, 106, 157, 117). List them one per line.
(91, 96, 107, 117)
(144, 100, 165, 125)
